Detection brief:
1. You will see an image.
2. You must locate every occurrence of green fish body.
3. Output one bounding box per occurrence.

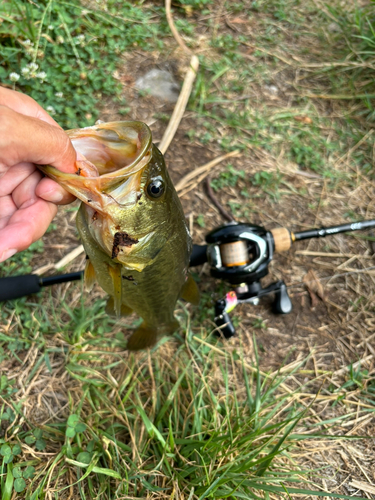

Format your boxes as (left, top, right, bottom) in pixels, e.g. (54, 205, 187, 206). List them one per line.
(40, 122, 199, 350)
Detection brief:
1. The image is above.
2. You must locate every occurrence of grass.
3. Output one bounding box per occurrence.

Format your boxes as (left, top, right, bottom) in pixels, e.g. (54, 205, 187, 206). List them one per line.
(1, 322, 372, 499)
(0, 0, 169, 128)
(1, 0, 375, 498)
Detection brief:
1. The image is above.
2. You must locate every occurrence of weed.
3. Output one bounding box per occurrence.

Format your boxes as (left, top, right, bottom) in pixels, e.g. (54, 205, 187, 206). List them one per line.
(196, 214, 206, 227)
(253, 317, 267, 329)
(0, 240, 44, 278)
(210, 164, 246, 191)
(342, 363, 369, 391)
(1, 331, 364, 499)
(0, 0, 165, 128)
(251, 170, 283, 201)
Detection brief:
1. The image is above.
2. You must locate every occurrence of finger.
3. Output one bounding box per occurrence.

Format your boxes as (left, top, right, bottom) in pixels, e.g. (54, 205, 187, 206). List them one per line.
(0, 194, 17, 230)
(36, 177, 76, 205)
(0, 106, 76, 173)
(0, 87, 60, 127)
(11, 169, 41, 210)
(0, 162, 35, 196)
(0, 198, 57, 262)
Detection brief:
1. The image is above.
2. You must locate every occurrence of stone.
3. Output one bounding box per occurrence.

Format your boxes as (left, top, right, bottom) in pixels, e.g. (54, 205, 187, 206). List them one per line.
(135, 69, 180, 102)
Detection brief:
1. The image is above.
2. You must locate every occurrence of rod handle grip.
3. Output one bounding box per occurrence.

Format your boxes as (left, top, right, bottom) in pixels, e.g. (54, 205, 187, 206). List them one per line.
(270, 227, 292, 253)
(0, 274, 41, 302)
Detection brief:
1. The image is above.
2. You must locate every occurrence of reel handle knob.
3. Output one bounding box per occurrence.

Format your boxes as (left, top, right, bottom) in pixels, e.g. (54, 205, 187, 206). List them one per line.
(214, 299, 236, 338)
(273, 282, 292, 314)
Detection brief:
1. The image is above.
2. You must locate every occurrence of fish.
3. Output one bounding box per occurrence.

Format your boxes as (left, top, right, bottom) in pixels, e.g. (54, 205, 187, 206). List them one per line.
(39, 121, 199, 350)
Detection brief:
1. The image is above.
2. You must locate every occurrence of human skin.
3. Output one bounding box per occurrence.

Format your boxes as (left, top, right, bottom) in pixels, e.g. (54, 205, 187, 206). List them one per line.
(0, 87, 76, 263)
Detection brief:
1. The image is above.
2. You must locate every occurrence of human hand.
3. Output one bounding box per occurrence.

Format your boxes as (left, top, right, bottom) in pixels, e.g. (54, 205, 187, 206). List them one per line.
(0, 87, 77, 263)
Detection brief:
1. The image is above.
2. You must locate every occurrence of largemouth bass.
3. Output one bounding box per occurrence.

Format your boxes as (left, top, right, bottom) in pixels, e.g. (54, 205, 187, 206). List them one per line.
(39, 121, 199, 350)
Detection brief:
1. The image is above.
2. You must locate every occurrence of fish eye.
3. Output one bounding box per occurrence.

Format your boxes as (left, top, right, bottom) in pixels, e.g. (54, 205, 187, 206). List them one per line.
(147, 178, 165, 199)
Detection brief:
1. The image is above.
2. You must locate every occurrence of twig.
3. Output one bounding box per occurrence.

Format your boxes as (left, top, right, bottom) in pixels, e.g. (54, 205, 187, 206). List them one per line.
(296, 251, 374, 259)
(244, 44, 375, 71)
(205, 176, 235, 222)
(332, 354, 374, 377)
(349, 480, 375, 496)
(158, 55, 199, 154)
(165, 0, 191, 54)
(175, 150, 240, 192)
(33, 245, 84, 275)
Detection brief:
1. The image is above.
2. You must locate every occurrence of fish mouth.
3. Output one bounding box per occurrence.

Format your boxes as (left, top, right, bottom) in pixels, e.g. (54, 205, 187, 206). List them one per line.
(67, 121, 152, 177)
(38, 121, 153, 210)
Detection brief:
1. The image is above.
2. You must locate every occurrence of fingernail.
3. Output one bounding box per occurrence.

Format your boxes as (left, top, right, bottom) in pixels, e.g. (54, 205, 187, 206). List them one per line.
(43, 190, 64, 203)
(0, 249, 17, 262)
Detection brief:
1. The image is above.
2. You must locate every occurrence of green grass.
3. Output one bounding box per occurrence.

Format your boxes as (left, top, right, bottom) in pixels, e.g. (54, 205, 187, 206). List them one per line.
(1, 322, 371, 499)
(315, 1, 375, 119)
(0, 0, 167, 128)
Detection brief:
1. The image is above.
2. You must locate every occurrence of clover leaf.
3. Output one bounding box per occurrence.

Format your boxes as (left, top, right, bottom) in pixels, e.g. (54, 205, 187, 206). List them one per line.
(66, 414, 86, 439)
(23, 466, 35, 479)
(77, 451, 92, 465)
(14, 478, 26, 493)
(13, 466, 22, 478)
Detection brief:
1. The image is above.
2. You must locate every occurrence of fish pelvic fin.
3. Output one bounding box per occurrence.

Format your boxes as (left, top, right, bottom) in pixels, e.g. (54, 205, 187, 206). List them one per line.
(164, 318, 180, 335)
(107, 264, 122, 318)
(180, 274, 200, 305)
(127, 319, 180, 351)
(84, 259, 96, 292)
(105, 297, 133, 317)
(127, 323, 159, 351)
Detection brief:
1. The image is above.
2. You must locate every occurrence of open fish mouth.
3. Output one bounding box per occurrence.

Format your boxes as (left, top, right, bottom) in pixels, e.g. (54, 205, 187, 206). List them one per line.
(38, 121, 154, 211)
(67, 121, 152, 177)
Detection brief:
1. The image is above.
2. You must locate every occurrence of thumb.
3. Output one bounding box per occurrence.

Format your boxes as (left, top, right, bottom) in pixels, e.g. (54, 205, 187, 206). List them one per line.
(0, 106, 77, 173)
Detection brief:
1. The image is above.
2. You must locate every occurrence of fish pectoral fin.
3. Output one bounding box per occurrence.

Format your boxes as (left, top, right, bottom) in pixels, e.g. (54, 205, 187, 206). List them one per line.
(84, 259, 96, 292)
(107, 264, 122, 317)
(105, 297, 133, 317)
(127, 323, 158, 351)
(180, 274, 200, 305)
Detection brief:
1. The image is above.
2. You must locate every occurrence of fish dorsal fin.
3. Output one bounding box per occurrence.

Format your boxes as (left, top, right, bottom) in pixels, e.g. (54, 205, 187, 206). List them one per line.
(180, 275, 200, 305)
(84, 259, 96, 292)
(107, 264, 122, 318)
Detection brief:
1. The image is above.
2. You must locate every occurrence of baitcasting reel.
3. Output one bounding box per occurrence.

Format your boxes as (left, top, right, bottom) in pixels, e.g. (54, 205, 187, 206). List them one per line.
(191, 219, 375, 339)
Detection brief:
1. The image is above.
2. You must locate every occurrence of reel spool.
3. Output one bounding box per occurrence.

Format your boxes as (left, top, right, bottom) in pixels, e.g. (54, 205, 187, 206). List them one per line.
(206, 222, 275, 285)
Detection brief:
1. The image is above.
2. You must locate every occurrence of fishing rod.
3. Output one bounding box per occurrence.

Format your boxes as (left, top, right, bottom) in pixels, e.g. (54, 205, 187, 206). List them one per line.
(1, 219, 375, 338)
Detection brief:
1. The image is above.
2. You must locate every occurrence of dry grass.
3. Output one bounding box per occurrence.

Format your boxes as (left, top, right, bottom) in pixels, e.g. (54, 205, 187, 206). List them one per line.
(1, 0, 375, 498)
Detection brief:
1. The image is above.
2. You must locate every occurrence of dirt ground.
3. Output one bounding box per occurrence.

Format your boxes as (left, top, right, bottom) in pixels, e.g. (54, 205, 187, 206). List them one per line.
(37, 47, 375, 376)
